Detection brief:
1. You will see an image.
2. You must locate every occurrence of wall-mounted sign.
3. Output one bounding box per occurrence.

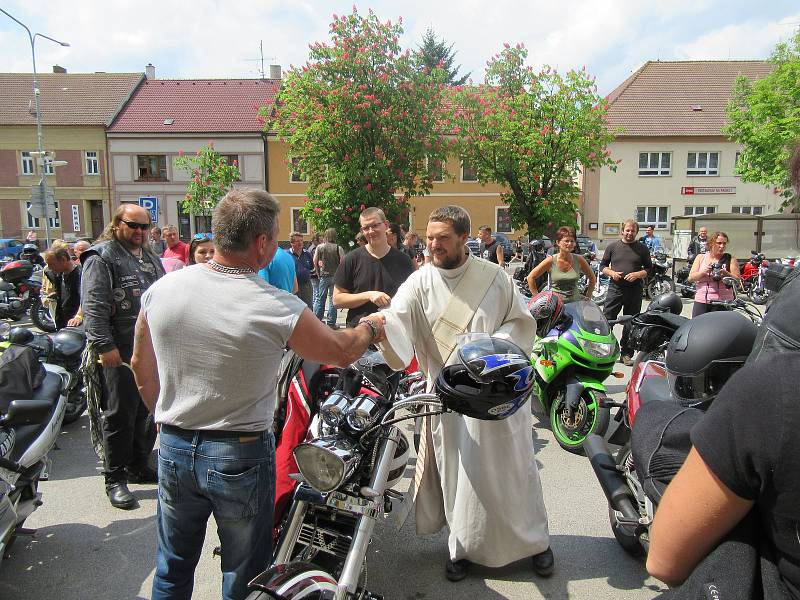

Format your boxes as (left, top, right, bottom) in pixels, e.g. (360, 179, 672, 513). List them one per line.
(71, 204, 80, 232)
(589, 222, 599, 230)
(138, 196, 158, 223)
(681, 186, 736, 195)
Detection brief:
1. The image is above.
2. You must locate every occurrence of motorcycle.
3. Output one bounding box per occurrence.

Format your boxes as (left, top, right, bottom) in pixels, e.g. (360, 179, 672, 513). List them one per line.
(673, 262, 695, 299)
(0, 260, 56, 332)
(741, 251, 770, 305)
(530, 300, 621, 453)
(586, 252, 608, 306)
(708, 277, 763, 325)
(247, 349, 470, 600)
(643, 251, 673, 299)
(0, 326, 70, 563)
(1, 327, 87, 425)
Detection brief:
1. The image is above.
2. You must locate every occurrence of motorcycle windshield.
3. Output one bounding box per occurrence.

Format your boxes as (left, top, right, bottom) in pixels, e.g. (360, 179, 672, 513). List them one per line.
(563, 300, 611, 336)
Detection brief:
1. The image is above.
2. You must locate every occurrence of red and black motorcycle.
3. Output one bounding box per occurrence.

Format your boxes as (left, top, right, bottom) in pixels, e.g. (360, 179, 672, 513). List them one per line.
(0, 260, 55, 332)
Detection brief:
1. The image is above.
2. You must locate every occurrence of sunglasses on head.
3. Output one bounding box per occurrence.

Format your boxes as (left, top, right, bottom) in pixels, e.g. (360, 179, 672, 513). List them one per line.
(121, 219, 150, 231)
(193, 232, 213, 240)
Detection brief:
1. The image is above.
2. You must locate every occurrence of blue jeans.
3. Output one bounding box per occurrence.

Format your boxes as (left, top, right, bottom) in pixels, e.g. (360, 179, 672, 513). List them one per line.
(152, 427, 275, 600)
(314, 275, 337, 326)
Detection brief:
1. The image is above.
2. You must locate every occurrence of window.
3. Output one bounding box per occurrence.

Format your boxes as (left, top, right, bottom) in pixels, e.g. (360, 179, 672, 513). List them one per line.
(85, 151, 99, 175)
(194, 214, 212, 233)
(176, 201, 191, 239)
(25, 201, 60, 228)
(734, 152, 742, 176)
(291, 208, 309, 235)
(21, 151, 34, 175)
(220, 154, 241, 180)
(137, 155, 168, 181)
(687, 151, 719, 176)
(289, 157, 306, 183)
(638, 152, 671, 176)
(732, 206, 764, 215)
(461, 159, 477, 182)
(427, 156, 444, 182)
(42, 157, 54, 175)
(635, 206, 668, 230)
(496, 207, 512, 233)
(684, 206, 716, 216)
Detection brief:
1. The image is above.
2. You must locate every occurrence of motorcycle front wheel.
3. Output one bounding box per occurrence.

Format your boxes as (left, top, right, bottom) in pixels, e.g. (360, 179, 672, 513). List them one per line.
(549, 390, 610, 454)
(30, 299, 56, 333)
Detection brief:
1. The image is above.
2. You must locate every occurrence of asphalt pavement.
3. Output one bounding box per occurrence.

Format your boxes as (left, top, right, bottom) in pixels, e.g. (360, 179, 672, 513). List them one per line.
(0, 293, 688, 600)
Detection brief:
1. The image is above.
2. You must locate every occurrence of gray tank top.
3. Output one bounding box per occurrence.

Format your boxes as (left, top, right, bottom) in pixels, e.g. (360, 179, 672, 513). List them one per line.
(550, 254, 580, 302)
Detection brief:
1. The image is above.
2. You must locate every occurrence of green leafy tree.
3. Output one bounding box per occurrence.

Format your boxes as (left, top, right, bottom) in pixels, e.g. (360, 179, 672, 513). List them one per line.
(174, 143, 240, 216)
(453, 45, 617, 237)
(261, 9, 452, 243)
(725, 29, 800, 209)
(414, 27, 470, 86)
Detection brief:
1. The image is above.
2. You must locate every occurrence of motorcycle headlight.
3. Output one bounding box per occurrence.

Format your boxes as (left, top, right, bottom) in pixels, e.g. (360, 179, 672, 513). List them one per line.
(293, 436, 361, 494)
(582, 339, 615, 358)
(345, 394, 382, 431)
(319, 391, 352, 427)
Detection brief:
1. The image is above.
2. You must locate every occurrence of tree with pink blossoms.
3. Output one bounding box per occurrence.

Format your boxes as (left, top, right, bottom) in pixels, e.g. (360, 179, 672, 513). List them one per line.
(261, 8, 452, 243)
(453, 45, 617, 237)
(175, 143, 240, 217)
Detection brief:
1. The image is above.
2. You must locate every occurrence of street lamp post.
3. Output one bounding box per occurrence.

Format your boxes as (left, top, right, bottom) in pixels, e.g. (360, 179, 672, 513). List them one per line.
(0, 8, 69, 249)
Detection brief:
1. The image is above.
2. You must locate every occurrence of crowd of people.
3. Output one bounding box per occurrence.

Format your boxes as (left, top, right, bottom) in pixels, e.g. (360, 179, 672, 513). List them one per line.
(11, 142, 799, 600)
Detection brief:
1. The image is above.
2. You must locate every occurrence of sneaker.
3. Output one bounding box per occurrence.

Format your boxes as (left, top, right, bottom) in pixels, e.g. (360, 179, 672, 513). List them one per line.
(445, 558, 470, 582)
(621, 354, 633, 367)
(532, 547, 555, 577)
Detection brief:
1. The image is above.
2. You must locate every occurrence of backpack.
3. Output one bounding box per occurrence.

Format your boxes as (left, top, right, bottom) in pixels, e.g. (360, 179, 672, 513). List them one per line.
(0, 344, 46, 413)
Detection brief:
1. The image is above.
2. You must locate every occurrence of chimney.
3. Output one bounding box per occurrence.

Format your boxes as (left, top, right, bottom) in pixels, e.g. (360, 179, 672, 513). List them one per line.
(145, 63, 156, 79)
(269, 64, 282, 80)
(52, 65, 66, 73)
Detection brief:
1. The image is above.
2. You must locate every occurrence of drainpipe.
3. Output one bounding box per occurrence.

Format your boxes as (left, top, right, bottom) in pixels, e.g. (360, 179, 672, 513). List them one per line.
(261, 132, 270, 191)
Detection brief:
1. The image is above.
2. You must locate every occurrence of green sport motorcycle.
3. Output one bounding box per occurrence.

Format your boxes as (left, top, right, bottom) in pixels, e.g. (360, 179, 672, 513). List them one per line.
(531, 300, 621, 453)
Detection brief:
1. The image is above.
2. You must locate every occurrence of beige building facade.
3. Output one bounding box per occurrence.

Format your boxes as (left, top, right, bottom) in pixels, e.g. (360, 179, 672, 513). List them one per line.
(583, 61, 779, 245)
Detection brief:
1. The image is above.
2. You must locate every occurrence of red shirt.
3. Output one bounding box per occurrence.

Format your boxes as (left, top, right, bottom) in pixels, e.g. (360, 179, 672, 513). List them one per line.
(163, 241, 189, 265)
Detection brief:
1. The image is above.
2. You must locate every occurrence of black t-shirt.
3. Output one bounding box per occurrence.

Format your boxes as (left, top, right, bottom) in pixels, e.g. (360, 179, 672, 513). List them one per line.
(482, 239, 501, 264)
(334, 246, 415, 328)
(599, 240, 652, 288)
(691, 354, 800, 599)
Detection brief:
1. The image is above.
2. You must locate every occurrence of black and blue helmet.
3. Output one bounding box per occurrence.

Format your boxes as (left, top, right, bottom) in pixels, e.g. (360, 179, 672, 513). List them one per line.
(435, 337, 533, 420)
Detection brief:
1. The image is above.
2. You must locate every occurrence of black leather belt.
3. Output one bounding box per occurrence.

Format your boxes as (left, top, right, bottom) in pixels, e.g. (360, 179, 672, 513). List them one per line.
(160, 424, 265, 440)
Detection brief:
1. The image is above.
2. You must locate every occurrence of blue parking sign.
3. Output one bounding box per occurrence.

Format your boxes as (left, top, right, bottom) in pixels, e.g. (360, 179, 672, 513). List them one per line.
(138, 196, 158, 224)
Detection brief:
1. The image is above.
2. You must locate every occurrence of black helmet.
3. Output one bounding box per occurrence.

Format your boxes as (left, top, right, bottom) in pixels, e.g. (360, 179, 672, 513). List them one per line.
(528, 290, 564, 338)
(666, 312, 757, 406)
(531, 239, 545, 252)
(21, 244, 38, 254)
(248, 562, 337, 598)
(648, 291, 682, 315)
(434, 336, 533, 420)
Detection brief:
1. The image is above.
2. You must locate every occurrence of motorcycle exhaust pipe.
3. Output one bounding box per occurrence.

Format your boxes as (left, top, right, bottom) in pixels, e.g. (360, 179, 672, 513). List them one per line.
(583, 434, 639, 521)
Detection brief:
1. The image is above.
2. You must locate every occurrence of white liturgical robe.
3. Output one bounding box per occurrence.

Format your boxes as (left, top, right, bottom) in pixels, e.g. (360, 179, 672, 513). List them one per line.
(378, 254, 550, 567)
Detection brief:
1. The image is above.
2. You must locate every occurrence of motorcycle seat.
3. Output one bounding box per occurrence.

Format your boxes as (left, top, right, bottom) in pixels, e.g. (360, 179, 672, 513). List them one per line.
(638, 376, 672, 405)
(7, 371, 62, 462)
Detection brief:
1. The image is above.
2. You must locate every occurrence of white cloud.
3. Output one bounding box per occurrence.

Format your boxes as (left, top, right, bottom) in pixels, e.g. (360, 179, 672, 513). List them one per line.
(675, 13, 800, 60)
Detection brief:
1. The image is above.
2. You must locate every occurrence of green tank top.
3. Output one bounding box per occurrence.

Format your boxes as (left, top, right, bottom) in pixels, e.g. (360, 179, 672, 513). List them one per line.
(550, 253, 580, 302)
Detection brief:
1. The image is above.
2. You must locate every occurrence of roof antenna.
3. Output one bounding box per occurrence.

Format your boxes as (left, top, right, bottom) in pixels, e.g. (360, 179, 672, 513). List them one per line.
(244, 41, 276, 79)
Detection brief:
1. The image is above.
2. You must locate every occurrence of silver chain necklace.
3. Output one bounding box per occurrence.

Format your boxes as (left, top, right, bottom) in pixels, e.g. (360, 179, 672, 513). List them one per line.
(208, 260, 255, 275)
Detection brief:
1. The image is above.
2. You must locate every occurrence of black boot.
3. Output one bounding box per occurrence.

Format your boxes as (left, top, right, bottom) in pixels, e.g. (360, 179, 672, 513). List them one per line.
(106, 481, 137, 510)
(445, 559, 470, 582)
(532, 547, 555, 577)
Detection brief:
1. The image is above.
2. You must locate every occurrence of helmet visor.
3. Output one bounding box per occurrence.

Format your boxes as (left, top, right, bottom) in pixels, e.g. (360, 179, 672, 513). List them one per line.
(667, 359, 745, 405)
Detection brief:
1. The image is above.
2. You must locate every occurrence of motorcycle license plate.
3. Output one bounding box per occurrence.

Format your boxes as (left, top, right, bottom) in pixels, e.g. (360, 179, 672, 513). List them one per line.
(326, 491, 378, 518)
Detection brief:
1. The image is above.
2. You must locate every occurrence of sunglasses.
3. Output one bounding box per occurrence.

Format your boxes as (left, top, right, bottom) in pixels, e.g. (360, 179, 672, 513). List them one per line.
(121, 220, 150, 231)
(193, 232, 213, 240)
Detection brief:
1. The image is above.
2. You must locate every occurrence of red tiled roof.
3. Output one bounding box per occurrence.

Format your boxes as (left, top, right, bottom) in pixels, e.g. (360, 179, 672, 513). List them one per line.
(108, 78, 280, 133)
(605, 61, 774, 137)
(0, 72, 144, 126)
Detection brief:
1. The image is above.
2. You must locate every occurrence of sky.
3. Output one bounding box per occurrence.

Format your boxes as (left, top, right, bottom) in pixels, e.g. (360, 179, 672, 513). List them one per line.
(0, 1, 798, 95)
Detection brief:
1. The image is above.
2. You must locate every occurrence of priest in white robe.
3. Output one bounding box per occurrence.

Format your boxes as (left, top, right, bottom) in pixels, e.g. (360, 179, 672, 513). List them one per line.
(365, 206, 552, 581)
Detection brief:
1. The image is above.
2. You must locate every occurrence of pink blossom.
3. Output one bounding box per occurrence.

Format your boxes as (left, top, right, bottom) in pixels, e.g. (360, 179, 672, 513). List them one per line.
(314, 207, 322, 213)
(366, 183, 373, 191)
(208, 141, 214, 148)
(178, 149, 185, 157)
(359, 203, 366, 210)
